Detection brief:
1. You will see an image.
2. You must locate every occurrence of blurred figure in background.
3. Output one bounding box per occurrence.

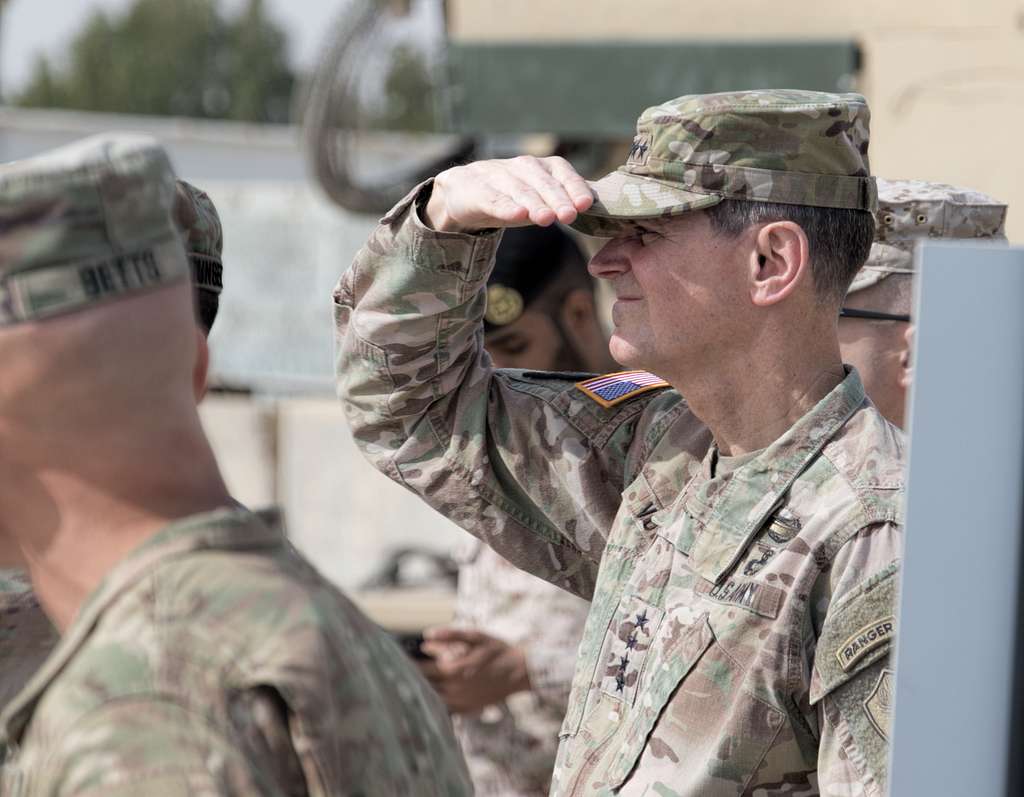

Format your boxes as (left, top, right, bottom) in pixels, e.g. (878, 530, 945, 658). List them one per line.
(420, 225, 615, 797)
(839, 179, 1008, 428)
(0, 178, 226, 712)
(0, 134, 470, 796)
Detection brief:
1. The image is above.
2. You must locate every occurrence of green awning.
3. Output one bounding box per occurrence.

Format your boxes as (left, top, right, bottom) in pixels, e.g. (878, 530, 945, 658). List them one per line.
(447, 40, 860, 137)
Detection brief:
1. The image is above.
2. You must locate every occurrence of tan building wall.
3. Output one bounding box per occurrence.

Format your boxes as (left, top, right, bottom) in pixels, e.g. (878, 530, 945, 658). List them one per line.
(448, 0, 1016, 40)
(200, 395, 467, 592)
(447, 0, 1024, 240)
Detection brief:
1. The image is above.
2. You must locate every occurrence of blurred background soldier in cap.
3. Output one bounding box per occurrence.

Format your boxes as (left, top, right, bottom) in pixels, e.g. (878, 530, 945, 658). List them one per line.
(0, 177, 229, 713)
(420, 225, 614, 797)
(839, 179, 1008, 428)
(476, 225, 615, 374)
(0, 134, 470, 796)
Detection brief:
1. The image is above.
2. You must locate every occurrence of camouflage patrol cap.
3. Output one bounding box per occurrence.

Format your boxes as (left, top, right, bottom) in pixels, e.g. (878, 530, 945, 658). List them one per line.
(847, 178, 1008, 294)
(174, 180, 223, 332)
(571, 89, 876, 237)
(0, 133, 189, 325)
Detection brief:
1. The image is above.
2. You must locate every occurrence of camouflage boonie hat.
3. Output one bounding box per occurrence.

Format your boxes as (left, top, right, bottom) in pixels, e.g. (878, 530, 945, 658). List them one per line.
(174, 180, 223, 332)
(571, 89, 876, 237)
(848, 178, 1008, 294)
(0, 133, 188, 325)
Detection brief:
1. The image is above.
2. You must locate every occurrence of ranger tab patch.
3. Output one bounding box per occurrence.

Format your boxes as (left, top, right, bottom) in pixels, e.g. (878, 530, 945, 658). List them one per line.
(575, 370, 669, 408)
(835, 615, 895, 672)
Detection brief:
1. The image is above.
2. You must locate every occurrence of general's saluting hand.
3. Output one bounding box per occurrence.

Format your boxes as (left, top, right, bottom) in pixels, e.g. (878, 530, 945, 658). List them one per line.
(425, 156, 594, 234)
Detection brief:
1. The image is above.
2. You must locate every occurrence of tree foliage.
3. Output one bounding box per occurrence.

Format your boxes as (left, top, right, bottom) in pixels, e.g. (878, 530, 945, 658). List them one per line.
(373, 44, 437, 132)
(17, 0, 295, 123)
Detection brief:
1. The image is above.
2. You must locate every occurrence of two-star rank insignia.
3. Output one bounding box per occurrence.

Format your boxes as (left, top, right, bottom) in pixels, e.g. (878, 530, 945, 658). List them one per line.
(575, 371, 669, 408)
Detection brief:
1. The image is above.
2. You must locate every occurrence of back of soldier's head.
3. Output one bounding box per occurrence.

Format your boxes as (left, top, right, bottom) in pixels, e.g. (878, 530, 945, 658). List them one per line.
(0, 134, 197, 430)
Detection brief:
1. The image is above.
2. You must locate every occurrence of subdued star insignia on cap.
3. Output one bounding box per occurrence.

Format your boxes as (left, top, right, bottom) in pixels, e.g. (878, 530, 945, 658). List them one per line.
(575, 370, 670, 408)
(484, 283, 524, 326)
(627, 135, 651, 166)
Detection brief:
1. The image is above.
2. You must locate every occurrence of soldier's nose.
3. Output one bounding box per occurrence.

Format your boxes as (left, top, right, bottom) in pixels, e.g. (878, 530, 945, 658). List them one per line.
(588, 242, 632, 279)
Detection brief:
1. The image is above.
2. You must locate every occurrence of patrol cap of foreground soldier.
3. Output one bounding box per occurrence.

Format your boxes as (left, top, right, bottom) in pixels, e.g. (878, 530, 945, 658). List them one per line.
(0, 133, 189, 325)
(847, 178, 1008, 294)
(571, 89, 877, 237)
(174, 180, 224, 332)
(484, 225, 585, 331)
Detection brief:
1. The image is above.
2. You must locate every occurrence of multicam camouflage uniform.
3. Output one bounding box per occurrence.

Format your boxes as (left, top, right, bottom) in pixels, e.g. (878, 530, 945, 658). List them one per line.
(1, 508, 471, 796)
(336, 91, 904, 795)
(453, 537, 590, 795)
(0, 134, 471, 796)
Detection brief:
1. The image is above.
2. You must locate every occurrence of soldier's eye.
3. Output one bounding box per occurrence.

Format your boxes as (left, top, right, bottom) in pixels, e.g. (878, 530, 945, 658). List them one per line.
(633, 227, 660, 247)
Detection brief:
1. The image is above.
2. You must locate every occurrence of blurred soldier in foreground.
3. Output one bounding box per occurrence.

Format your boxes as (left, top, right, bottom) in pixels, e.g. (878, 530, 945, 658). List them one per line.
(0, 134, 470, 796)
(422, 225, 614, 796)
(0, 179, 227, 712)
(336, 90, 905, 795)
(839, 179, 1008, 428)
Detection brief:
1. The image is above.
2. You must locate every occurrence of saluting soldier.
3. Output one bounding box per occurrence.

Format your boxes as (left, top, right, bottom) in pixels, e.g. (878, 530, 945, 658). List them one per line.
(0, 134, 471, 796)
(336, 90, 904, 795)
(839, 178, 1008, 428)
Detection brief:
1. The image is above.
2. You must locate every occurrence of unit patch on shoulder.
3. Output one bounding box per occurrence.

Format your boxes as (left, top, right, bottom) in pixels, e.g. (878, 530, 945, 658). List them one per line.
(863, 668, 895, 740)
(575, 370, 669, 408)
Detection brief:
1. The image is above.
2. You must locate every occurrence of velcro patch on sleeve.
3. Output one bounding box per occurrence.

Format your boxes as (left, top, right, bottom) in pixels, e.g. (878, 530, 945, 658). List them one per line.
(811, 562, 899, 703)
(575, 371, 669, 408)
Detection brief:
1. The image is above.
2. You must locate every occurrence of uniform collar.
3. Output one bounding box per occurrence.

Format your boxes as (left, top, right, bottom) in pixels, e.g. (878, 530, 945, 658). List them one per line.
(0, 505, 283, 749)
(683, 368, 866, 583)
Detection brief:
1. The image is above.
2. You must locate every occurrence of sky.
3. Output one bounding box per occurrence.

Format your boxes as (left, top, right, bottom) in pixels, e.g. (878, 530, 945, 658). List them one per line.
(0, 0, 342, 97)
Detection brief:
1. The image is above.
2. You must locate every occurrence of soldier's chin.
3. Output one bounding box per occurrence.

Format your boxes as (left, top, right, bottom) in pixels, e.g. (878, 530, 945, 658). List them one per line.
(608, 334, 646, 371)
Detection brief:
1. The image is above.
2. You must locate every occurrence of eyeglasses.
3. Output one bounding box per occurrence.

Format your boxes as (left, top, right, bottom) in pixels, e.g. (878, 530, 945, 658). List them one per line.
(839, 308, 912, 323)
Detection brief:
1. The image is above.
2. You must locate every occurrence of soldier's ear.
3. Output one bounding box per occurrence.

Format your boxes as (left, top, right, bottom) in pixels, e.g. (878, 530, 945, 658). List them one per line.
(898, 325, 915, 390)
(193, 326, 210, 402)
(749, 221, 809, 308)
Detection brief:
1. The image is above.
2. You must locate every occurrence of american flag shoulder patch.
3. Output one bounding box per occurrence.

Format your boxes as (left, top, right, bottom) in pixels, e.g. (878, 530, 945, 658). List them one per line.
(575, 370, 670, 408)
